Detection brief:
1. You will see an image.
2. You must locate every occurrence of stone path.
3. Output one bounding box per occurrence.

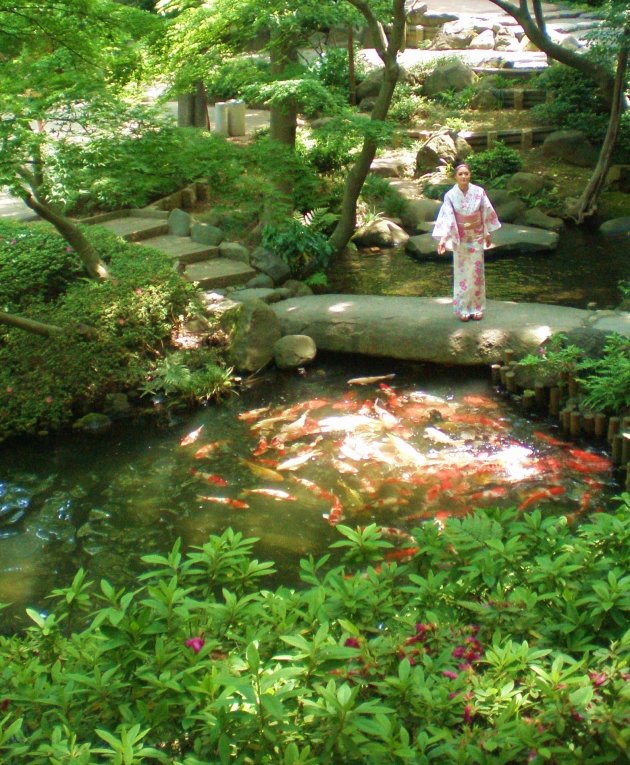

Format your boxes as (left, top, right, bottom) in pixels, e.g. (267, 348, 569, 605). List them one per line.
(271, 295, 630, 366)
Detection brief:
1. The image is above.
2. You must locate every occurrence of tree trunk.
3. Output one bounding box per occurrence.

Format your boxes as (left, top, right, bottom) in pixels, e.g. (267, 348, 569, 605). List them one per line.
(22, 194, 110, 280)
(488, 0, 618, 108)
(569, 41, 629, 223)
(269, 44, 298, 150)
(329, 0, 406, 254)
(348, 27, 357, 106)
(178, 81, 210, 128)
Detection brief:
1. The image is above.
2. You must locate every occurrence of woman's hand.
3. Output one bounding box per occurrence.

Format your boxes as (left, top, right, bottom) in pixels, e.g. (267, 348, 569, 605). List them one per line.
(484, 234, 492, 249)
(437, 240, 446, 255)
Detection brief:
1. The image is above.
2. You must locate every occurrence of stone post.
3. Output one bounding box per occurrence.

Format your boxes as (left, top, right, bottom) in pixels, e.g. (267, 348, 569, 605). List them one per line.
(215, 102, 229, 136)
(227, 99, 247, 136)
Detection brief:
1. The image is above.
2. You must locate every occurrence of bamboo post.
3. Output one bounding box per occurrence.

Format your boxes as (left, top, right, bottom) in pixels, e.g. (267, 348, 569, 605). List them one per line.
(594, 413, 607, 438)
(534, 382, 547, 409)
(491, 364, 501, 385)
(612, 434, 623, 464)
(622, 434, 630, 466)
(626, 463, 630, 492)
(570, 410, 582, 438)
(607, 416, 621, 443)
(505, 371, 518, 393)
(522, 390, 536, 413)
(503, 348, 514, 365)
(568, 377, 580, 398)
(582, 412, 595, 436)
(499, 366, 509, 386)
(561, 408, 572, 431)
(549, 387, 561, 416)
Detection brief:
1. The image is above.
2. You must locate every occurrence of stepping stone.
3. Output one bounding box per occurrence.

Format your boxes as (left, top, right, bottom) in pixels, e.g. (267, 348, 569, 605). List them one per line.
(139, 234, 219, 264)
(95, 216, 168, 241)
(183, 258, 257, 289)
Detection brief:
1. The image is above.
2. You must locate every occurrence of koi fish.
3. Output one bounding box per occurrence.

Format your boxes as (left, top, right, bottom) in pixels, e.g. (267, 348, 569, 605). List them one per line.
(468, 487, 508, 503)
(324, 494, 344, 525)
(382, 547, 420, 562)
(374, 400, 398, 429)
(567, 449, 612, 469)
(386, 433, 426, 466)
(194, 440, 227, 459)
(238, 406, 270, 422)
(238, 458, 284, 482)
(252, 437, 270, 456)
(517, 486, 565, 512)
(533, 431, 570, 447)
(565, 458, 611, 474)
(190, 469, 228, 487)
(292, 476, 335, 502)
(378, 383, 404, 408)
(198, 495, 249, 509)
(276, 450, 320, 471)
(330, 458, 359, 475)
(347, 373, 395, 386)
(242, 488, 296, 501)
(423, 426, 458, 445)
(180, 426, 204, 446)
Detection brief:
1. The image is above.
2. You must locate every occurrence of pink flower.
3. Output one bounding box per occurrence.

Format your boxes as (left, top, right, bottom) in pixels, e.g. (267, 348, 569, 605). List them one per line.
(452, 646, 466, 658)
(185, 636, 205, 654)
(442, 670, 458, 680)
(65, 247, 73, 253)
(44, 396, 53, 405)
(344, 637, 360, 648)
(589, 672, 606, 687)
(463, 704, 474, 724)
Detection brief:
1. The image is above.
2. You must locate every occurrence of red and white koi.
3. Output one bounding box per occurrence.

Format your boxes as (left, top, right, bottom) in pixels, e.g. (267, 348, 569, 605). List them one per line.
(517, 485, 565, 512)
(190, 469, 228, 487)
(198, 495, 249, 509)
(238, 406, 270, 422)
(193, 440, 227, 459)
(324, 494, 344, 525)
(180, 426, 204, 446)
(242, 488, 296, 501)
(277, 450, 320, 471)
(468, 486, 508, 503)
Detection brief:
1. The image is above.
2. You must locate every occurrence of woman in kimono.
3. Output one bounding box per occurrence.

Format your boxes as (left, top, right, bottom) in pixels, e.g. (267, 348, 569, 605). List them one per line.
(432, 163, 501, 322)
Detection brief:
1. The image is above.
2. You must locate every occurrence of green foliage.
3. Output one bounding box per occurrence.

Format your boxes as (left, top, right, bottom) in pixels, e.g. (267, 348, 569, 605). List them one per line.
(205, 56, 272, 103)
(141, 350, 234, 406)
(262, 215, 334, 280)
(466, 141, 523, 185)
(51, 116, 244, 213)
(0, 223, 202, 440)
(359, 174, 409, 219)
(422, 182, 452, 201)
(2, 497, 630, 763)
(432, 86, 475, 110)
(519, 332, 585, 376)
(388, 83, 429, 124)
(306, 46, 365, 101)
(578, 334, 630, 415)
(301, 118, 363, 173)
(0, 221, 84, 310)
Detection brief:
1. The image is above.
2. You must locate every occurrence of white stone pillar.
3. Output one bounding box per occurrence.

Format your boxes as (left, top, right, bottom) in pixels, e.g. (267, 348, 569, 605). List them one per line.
(227, 99, 247, 137)
(215, 102, 229, 136)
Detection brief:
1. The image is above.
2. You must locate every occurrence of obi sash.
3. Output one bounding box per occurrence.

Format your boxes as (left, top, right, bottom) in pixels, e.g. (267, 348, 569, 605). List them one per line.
(455, 210, 483, 238)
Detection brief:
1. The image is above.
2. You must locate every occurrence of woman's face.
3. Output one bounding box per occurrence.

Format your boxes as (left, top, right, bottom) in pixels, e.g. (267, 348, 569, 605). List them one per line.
(455, 165, 471, 188)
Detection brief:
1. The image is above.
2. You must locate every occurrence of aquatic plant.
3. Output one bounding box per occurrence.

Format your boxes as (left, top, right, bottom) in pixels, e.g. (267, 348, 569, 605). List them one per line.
(1, 498, 629, 763)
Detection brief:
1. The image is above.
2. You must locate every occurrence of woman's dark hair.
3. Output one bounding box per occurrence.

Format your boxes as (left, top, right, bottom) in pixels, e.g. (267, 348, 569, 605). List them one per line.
(454, 161, 471, 172)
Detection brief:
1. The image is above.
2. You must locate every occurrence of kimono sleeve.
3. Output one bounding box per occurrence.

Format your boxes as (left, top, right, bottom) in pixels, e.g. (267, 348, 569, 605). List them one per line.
(432, 191, 460, 251)
(481, 191, 501, 234)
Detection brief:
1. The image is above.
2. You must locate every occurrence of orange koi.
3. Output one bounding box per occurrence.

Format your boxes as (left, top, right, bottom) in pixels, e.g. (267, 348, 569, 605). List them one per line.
(378, 383, 403, 408)
(198, 495, 249, 509)
(565, 458, 611, 474)
(383, 547, 420, 562)
(194, 440, 227, 459)
(533, 431, 570, 447)
(242, 488, 296, 501)
(180, 426, 204, 446)
(451, 413, 505, 429)
(462, 394, 500, 409)
(517, 486, 565, 512)
(567, 449, 612, 469)
(190, 469, 228, 487)
(252, 437, 270, 456)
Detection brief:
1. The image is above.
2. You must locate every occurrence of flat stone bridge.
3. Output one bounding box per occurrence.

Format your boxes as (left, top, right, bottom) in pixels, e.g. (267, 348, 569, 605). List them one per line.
(271, 295, 630, 365)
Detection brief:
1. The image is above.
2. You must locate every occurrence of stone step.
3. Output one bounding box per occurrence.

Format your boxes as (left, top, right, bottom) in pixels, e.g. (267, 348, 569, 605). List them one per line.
(95, 216, 168, 242)
(140, 234, 219, 264)
(183, 258, 257, 290)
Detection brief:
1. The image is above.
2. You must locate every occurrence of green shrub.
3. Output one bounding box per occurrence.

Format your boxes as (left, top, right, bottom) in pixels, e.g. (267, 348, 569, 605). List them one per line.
(0, 224, 201, 440)
(0, 221, 84, 310)
(359, 174, 409, 219)
(1, 497, 629, 763)
(51, 123, 244, 213)
(206, 57, 272, 104)
(262, 215, 334, 279)
(466, 141, 523, 185)
(307, 46, 365, 100)
(301, 118, 363, 173)
(388, 83, 429, 124)
(578, 333, 630, 415)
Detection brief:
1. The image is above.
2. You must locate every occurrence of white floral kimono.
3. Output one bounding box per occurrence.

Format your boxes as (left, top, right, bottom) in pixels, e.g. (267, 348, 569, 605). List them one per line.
(432, 183, 501, 320)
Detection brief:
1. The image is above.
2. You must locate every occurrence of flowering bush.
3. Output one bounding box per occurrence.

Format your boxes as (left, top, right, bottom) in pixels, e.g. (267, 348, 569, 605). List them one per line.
(1, 497, 629, 763)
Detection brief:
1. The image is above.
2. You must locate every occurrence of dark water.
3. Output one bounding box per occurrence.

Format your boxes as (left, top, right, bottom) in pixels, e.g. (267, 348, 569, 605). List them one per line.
(0, 354, 619, 631)
(329, 227, 629, 308)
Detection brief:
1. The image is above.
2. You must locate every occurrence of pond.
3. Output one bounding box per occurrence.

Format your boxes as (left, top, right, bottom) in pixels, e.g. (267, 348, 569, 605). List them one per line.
(0, 353, 619, 633)
(328, 226, 628, 308)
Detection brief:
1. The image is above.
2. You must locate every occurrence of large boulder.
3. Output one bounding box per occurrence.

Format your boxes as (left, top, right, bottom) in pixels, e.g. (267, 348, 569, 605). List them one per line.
(599, 216, 630, 237)
(168, 208, 192, 236)
(416, 131, 472, 174)
(422, 60, 476, 96)
(228, 299, 282, 372)
(605, 164, 630, 193)
(506, 172, 546, 196)
(249, 246, 291, 284)
(399, 198, 442, 230)
(516, 208, 564, 232)
(542, 130, 598, 167)
(406, 222, 559, 257)
(352, 219, 410, 248)
(190, 222, 224, 246)
(431, 20, 479, 50)
(274, 335, 317, 370)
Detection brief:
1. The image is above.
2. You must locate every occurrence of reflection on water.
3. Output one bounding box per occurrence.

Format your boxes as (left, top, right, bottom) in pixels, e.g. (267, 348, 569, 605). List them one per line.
(0, 355, 618, 631)
(329, 228, 628, 308)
